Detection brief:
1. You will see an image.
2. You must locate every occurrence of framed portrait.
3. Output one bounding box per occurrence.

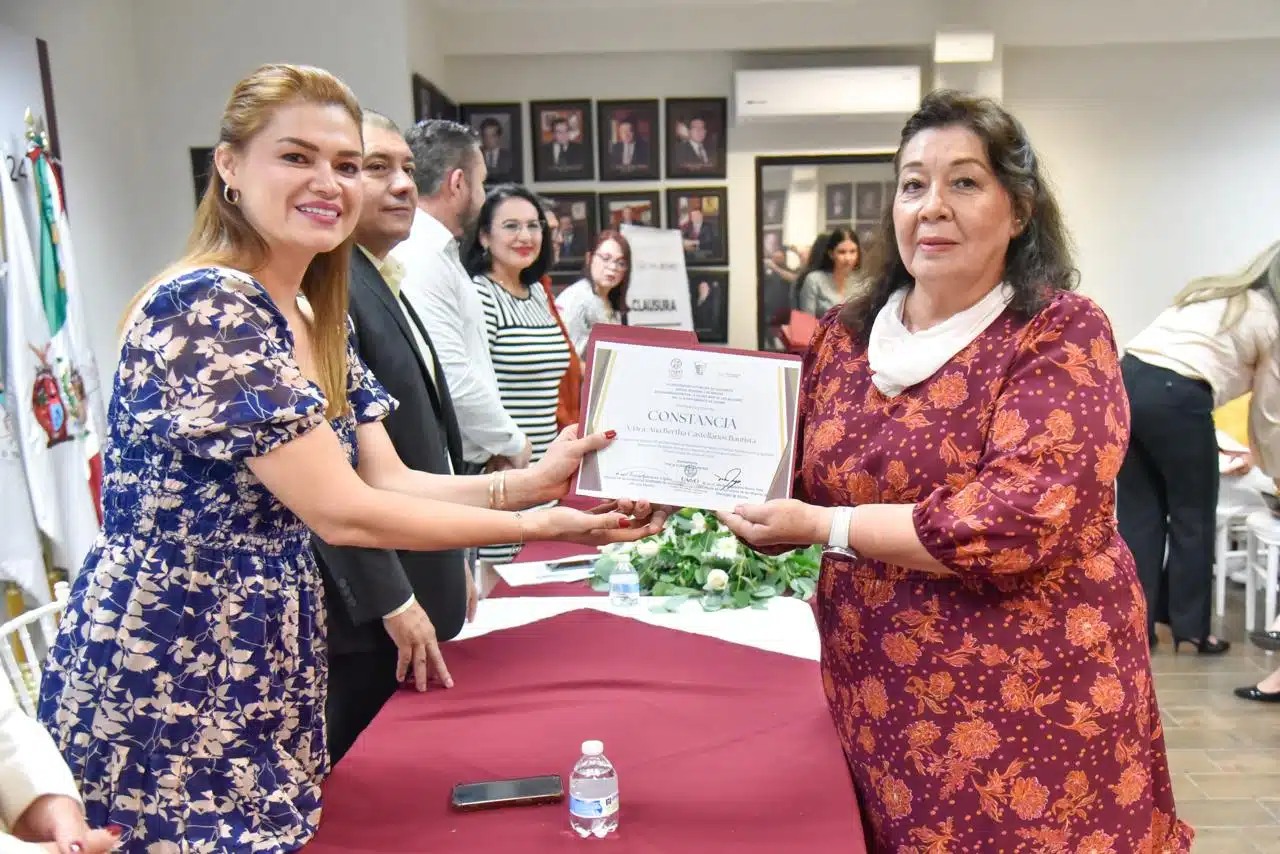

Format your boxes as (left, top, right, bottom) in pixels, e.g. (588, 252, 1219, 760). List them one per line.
(761, 227, 784, 261)
(665, 97, 728, 179)
(543, 192, 598, 270)
(461, 103, 523, 185)
(531, 99, 594, 182)
(596, 99, 659, 181)
(855, 222, 878, 249)
(547, 272, 581, 300)
(688, 269, 729, 344)
(189, 146, 215, 207)
(666, 186, 729, 266)
(884, 180, 897, 206)
(598, 190, 661, 231)
(856, 181, 886, 220)
(412, 74, 457, 122)
(824, 182, 853, 221)
(761, 190, 787, 227)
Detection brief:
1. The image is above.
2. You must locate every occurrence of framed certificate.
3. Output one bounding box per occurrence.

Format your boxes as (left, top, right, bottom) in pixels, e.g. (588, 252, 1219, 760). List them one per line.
(575, 334, 802, 512)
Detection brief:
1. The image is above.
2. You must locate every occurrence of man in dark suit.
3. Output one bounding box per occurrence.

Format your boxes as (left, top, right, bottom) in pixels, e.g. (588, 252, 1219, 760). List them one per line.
(477, 117, 512, 176)
(541, 117, 584, 170)
(608, 117, 649, 170)
(313, 110, 474, 764)
(672, 114, 715, 172)
(681, 208, 718, 257)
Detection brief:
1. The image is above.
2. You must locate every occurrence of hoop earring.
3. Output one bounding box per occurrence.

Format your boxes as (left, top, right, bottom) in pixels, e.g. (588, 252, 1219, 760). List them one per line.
(223, 185, 240, 205)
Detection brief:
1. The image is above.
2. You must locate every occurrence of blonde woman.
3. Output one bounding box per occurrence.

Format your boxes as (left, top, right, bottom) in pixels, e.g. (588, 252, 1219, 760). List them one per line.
(36, 65, 659, 853)
(1118, 241, 1280, 655)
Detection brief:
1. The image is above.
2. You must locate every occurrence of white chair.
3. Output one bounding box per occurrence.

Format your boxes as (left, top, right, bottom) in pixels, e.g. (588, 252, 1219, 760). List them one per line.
(0, 581, 70, 716)
(1215, 505, 1252, 616)
(1243, 511, 1280, 635)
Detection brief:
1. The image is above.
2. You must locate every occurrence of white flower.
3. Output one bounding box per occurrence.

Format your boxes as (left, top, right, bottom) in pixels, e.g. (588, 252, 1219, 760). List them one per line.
(603, 541, 636, 556)
(689, 513, 708, 534)
(636, 539, 661, 558)
(710, 536, 739, 562)
(704, 568, 729, 591)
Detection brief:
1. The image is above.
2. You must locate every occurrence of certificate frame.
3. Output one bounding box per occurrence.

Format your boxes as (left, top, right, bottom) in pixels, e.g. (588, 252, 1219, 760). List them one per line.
(571, 325, 803, 510)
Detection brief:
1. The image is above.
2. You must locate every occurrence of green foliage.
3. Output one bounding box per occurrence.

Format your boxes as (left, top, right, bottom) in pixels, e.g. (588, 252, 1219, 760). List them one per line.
(592, 508, 821, 611)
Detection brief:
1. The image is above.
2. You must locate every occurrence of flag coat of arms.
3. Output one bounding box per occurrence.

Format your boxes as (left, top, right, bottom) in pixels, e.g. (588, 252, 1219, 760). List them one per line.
(1, 143, 102, 577)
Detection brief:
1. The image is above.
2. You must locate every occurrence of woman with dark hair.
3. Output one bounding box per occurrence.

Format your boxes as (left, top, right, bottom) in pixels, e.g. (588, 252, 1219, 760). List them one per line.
(796, 227, 865, 316)
(1119, 241, 1280, 657)
(554, 230, 631, 357)
(463, 184, 573, 565)
(717, 90, 1191, 851)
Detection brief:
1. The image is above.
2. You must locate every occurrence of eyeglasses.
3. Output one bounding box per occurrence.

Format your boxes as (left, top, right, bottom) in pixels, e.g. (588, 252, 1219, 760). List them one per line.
(594, 254, 628, 270)
(496, 221, 542, 237)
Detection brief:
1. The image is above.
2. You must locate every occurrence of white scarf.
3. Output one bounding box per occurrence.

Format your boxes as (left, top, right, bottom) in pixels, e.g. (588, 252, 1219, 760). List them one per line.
(867, 283, 1013, 397)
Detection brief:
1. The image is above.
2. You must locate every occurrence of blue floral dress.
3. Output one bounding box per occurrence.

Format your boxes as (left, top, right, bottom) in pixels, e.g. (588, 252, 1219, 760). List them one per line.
(36, 267, 395, 853)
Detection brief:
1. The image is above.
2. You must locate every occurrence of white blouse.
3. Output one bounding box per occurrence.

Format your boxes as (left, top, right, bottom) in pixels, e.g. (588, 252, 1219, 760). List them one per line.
(554, 279, 621, 357)
(0, 675, 82, 849)
(1126, 289, 1280, 476)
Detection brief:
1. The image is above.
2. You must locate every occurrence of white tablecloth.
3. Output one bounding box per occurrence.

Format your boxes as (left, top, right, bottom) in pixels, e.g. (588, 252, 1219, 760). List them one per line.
(454, 595, 821, 661)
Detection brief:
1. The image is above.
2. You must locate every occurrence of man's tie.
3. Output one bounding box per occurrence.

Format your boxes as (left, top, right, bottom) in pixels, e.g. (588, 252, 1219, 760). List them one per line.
(554, 144, 562, 164)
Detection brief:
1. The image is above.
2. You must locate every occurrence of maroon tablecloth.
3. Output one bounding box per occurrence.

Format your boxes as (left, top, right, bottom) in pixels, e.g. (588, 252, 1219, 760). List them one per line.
(305, 609, 865, 853)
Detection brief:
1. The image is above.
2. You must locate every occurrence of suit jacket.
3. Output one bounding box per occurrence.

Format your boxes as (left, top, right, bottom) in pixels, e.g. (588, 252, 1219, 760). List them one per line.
(673, 139, 714, 171)
(542, 141, 585, 169)
(481, 146, 513, 175)
(314, 249, 469, 655)
(681, 221, 719, 255)
(609, 139, 650, 168)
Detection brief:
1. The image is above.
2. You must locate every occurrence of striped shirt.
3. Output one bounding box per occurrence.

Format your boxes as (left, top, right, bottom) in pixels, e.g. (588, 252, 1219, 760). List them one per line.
(475, 275, 572, 563)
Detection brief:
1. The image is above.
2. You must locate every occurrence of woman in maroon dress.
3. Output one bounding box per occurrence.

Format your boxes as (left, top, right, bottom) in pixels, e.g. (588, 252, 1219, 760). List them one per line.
(720, 90, 1192, 852)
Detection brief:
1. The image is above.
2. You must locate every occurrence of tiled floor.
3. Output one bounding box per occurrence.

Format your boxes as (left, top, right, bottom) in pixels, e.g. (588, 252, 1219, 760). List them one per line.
(1156, 585, 1280, 852)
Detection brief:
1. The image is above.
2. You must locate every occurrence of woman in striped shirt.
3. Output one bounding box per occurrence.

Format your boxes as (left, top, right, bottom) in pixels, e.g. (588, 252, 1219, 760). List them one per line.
(463, 184, 572, 564)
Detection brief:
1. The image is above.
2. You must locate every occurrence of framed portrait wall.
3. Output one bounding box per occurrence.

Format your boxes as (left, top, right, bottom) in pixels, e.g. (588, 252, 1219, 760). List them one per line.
(530, 99, 595, 182)
(460, 102, 524, 185)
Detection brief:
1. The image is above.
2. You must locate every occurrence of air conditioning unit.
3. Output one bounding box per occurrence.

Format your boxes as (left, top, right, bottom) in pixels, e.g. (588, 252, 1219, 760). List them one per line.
(734, 66, 922, 122)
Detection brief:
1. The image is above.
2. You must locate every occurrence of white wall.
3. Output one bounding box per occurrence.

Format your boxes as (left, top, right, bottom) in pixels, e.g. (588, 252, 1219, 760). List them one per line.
(0, 0, 421, 389)
(445, 51, 902, 348)
(131, 0, 415, 289)
(1005, 39, 1280, 346)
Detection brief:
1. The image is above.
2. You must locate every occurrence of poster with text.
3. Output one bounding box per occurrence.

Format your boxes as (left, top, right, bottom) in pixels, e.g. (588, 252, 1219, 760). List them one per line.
(619, 225, 694, 332)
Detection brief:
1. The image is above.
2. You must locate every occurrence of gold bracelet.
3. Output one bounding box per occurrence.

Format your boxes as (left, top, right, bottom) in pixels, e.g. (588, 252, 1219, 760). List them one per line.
(498, 470, 509, 511)
(513, 510, 525, 547)
(487, 472, 497, 510)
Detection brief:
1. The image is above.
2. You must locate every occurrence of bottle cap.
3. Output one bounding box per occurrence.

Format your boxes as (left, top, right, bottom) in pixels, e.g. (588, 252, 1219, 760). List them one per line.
(581, 740, 604, 756)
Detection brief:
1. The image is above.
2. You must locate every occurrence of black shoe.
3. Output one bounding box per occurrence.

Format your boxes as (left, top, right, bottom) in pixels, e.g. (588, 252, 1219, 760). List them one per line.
(1234, 684, 1280, 702)
(1173, 636, 1231, 655)
(1248, 630, 1280, 652)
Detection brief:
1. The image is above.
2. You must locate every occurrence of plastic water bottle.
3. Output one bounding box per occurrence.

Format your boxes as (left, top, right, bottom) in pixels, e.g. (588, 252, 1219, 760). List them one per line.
(569, 740, 619, 838)
(608, 554, 640, 608)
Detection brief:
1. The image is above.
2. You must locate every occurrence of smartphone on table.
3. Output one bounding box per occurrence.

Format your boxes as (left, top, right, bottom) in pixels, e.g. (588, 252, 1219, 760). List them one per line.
(451, 775, 564, 811)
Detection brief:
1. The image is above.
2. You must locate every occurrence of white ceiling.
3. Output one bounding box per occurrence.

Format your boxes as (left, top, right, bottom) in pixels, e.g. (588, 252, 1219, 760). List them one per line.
(429, 0, 1280, 56)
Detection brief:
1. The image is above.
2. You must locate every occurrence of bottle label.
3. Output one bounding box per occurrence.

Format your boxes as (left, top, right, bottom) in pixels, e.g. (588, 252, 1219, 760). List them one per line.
(610, 581, 640, 594)
(570, 792, 619, 818)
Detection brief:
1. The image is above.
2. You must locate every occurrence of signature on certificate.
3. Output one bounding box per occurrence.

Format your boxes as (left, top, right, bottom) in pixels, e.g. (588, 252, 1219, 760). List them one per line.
(714, 467, 744, 492)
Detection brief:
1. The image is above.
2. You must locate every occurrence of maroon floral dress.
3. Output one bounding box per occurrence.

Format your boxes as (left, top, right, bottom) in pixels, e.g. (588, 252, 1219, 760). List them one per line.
(797, 291, 1192, 853)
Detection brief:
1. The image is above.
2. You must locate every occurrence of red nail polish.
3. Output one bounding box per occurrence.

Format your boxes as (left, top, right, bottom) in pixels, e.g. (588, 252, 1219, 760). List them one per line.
(605, 430, 617, 439)
(107, 825, 124, 836)
(619, 518, 631, 528)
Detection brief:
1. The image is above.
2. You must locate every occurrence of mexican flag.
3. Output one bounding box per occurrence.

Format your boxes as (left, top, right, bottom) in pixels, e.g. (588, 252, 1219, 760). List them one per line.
(1, 143, 101, 578)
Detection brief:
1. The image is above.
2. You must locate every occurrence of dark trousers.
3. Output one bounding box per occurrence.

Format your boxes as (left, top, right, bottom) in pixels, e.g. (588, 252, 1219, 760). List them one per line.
(326, 644, 400, 766)
(1115, 354, 1219, 640)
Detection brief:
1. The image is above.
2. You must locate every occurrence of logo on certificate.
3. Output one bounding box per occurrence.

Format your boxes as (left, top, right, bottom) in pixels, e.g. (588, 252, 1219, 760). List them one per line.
(694, 361, 707, 376)
(668, 358, 683, 379)
(683, 464, 698, 480)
